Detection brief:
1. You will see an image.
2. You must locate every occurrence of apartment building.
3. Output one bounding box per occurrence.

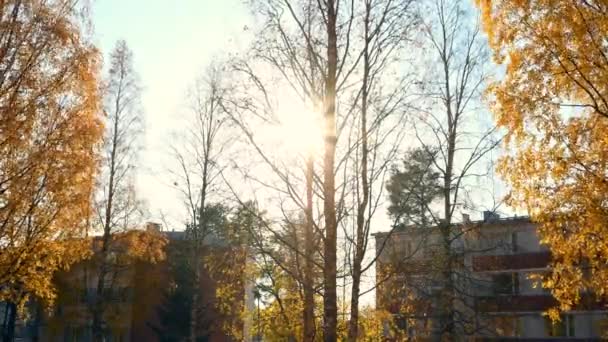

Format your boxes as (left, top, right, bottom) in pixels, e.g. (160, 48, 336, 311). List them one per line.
(374, 213, 607, 340)
(1, 224, 252, 342)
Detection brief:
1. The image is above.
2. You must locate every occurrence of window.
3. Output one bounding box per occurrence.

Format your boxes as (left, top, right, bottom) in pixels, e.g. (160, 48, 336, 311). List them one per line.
(492, 273, 519, 295)
(63, 326, 86, 342)
(79, 287, 88, 303)
(119, 287, 132, 302)
(404, 240, 412, 256)
(423, 238, 437, 259)
(395, 315, 407, 330)
(511, 232, 518, 252)
(63, 327, 73, 342)
(422, 240, 430, 258)
(544, 314, 575, 337)
(394, 315, 432, 338)
(492, 315, 521, 337)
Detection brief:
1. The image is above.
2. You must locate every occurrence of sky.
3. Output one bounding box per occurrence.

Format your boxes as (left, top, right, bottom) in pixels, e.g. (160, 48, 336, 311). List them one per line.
(91, 1, 385, 306)
(93, 0, 252, 229)
(91, 0, 510, 224)
(91, 1, 514, 308)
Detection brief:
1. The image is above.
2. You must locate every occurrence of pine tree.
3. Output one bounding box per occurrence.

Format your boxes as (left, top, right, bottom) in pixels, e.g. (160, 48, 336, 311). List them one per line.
(386, 148, 442, 228)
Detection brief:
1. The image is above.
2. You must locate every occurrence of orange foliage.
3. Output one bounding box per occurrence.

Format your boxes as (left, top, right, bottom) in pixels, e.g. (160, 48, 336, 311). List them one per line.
(0, 0, 102, 307)
(476, 0, 608, 314)
(114, 230, 167, 264)
(45, 230, 167, 339)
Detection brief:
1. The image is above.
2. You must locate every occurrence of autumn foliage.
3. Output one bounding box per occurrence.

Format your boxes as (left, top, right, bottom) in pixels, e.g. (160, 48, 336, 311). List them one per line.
(477, 0, 608, 314)
(45, 229, 167, 340)
(3, 0, 608, 339)
(0, 0, 102, 307)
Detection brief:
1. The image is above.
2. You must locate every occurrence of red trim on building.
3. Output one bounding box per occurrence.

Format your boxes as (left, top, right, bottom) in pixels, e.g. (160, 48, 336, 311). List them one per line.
(472, 252, 551, 272)
(477, 294, 608, 313)
(477, 295, 557, 312)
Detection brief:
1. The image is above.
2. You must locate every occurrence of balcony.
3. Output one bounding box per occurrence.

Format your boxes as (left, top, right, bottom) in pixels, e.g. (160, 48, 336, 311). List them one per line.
(477, 294, 607, 313)
(472, 252, 551, 272)
(476, 294, 556, 312)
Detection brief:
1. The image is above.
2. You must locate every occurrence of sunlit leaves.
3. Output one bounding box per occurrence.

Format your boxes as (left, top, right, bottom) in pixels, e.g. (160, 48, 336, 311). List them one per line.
(477, 0, 608, 312)
(0, 0, 103, 308)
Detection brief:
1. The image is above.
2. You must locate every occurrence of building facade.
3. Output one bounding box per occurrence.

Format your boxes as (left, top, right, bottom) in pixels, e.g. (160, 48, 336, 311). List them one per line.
(1, 225, 252, 342)
(374, 213, 607, 340)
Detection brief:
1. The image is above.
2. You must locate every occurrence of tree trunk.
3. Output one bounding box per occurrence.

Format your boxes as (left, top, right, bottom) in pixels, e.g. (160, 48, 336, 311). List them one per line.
(322, 1, 338, 340)
(92, 240, 110, 342)
(92, 118, 119, 342)
(191, 151, 210, 342)
(30, 305, 40, 342)
(347, 3, 371, 339)
(2, 302, 8, 341)
(190, 247, 201, 342)
(2, 302, 16, 342)
(92, 151, 117, 342)
(93, 54, 125, 342)
(347, 269, 362, 342)
(303, 156, 316, 341)
(439, 95, 456, 339)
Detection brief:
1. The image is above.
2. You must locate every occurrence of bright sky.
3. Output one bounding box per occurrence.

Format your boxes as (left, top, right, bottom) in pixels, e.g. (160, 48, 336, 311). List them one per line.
(91, 1, 513, 308)
(92, 1, 384, 307)
(93, 1, 251, 228)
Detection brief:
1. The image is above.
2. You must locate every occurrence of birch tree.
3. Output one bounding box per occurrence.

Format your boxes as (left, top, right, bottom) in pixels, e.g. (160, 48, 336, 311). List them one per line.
(410, 0, 500, 337)
(91, 40, 147, 342)
(226, 1, 418, 340)
(0, 1, 102, 338)
(342, 0, 419, 338)
(223, 1, 335, 338)
(168, 66, 234, 342)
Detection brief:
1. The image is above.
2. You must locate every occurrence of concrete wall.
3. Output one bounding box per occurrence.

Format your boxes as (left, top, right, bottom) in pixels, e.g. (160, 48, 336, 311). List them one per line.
(515, 229, 546, 253)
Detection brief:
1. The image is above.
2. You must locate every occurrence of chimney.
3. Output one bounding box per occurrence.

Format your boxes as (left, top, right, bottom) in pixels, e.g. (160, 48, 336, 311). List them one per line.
(483, 211, 500, 222)
(145, 222, 161, 232)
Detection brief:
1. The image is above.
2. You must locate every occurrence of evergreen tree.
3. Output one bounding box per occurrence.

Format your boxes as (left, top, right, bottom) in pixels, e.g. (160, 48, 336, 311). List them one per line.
(386, 148, 442, 228)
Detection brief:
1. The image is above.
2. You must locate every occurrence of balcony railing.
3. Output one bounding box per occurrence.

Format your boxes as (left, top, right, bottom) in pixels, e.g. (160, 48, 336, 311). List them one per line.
(476, 294, 556, 312)
(472, 252, 551, 272)
(477, 294, 607, 312)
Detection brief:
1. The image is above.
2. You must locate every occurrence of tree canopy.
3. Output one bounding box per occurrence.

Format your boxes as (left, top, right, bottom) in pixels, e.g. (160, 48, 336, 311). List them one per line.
(0, 0, 102, 307)
(477, 0, 608, 314)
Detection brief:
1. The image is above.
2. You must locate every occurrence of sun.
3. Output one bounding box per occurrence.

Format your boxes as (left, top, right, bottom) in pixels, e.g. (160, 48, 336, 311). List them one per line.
(275, 101, 324, 157)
